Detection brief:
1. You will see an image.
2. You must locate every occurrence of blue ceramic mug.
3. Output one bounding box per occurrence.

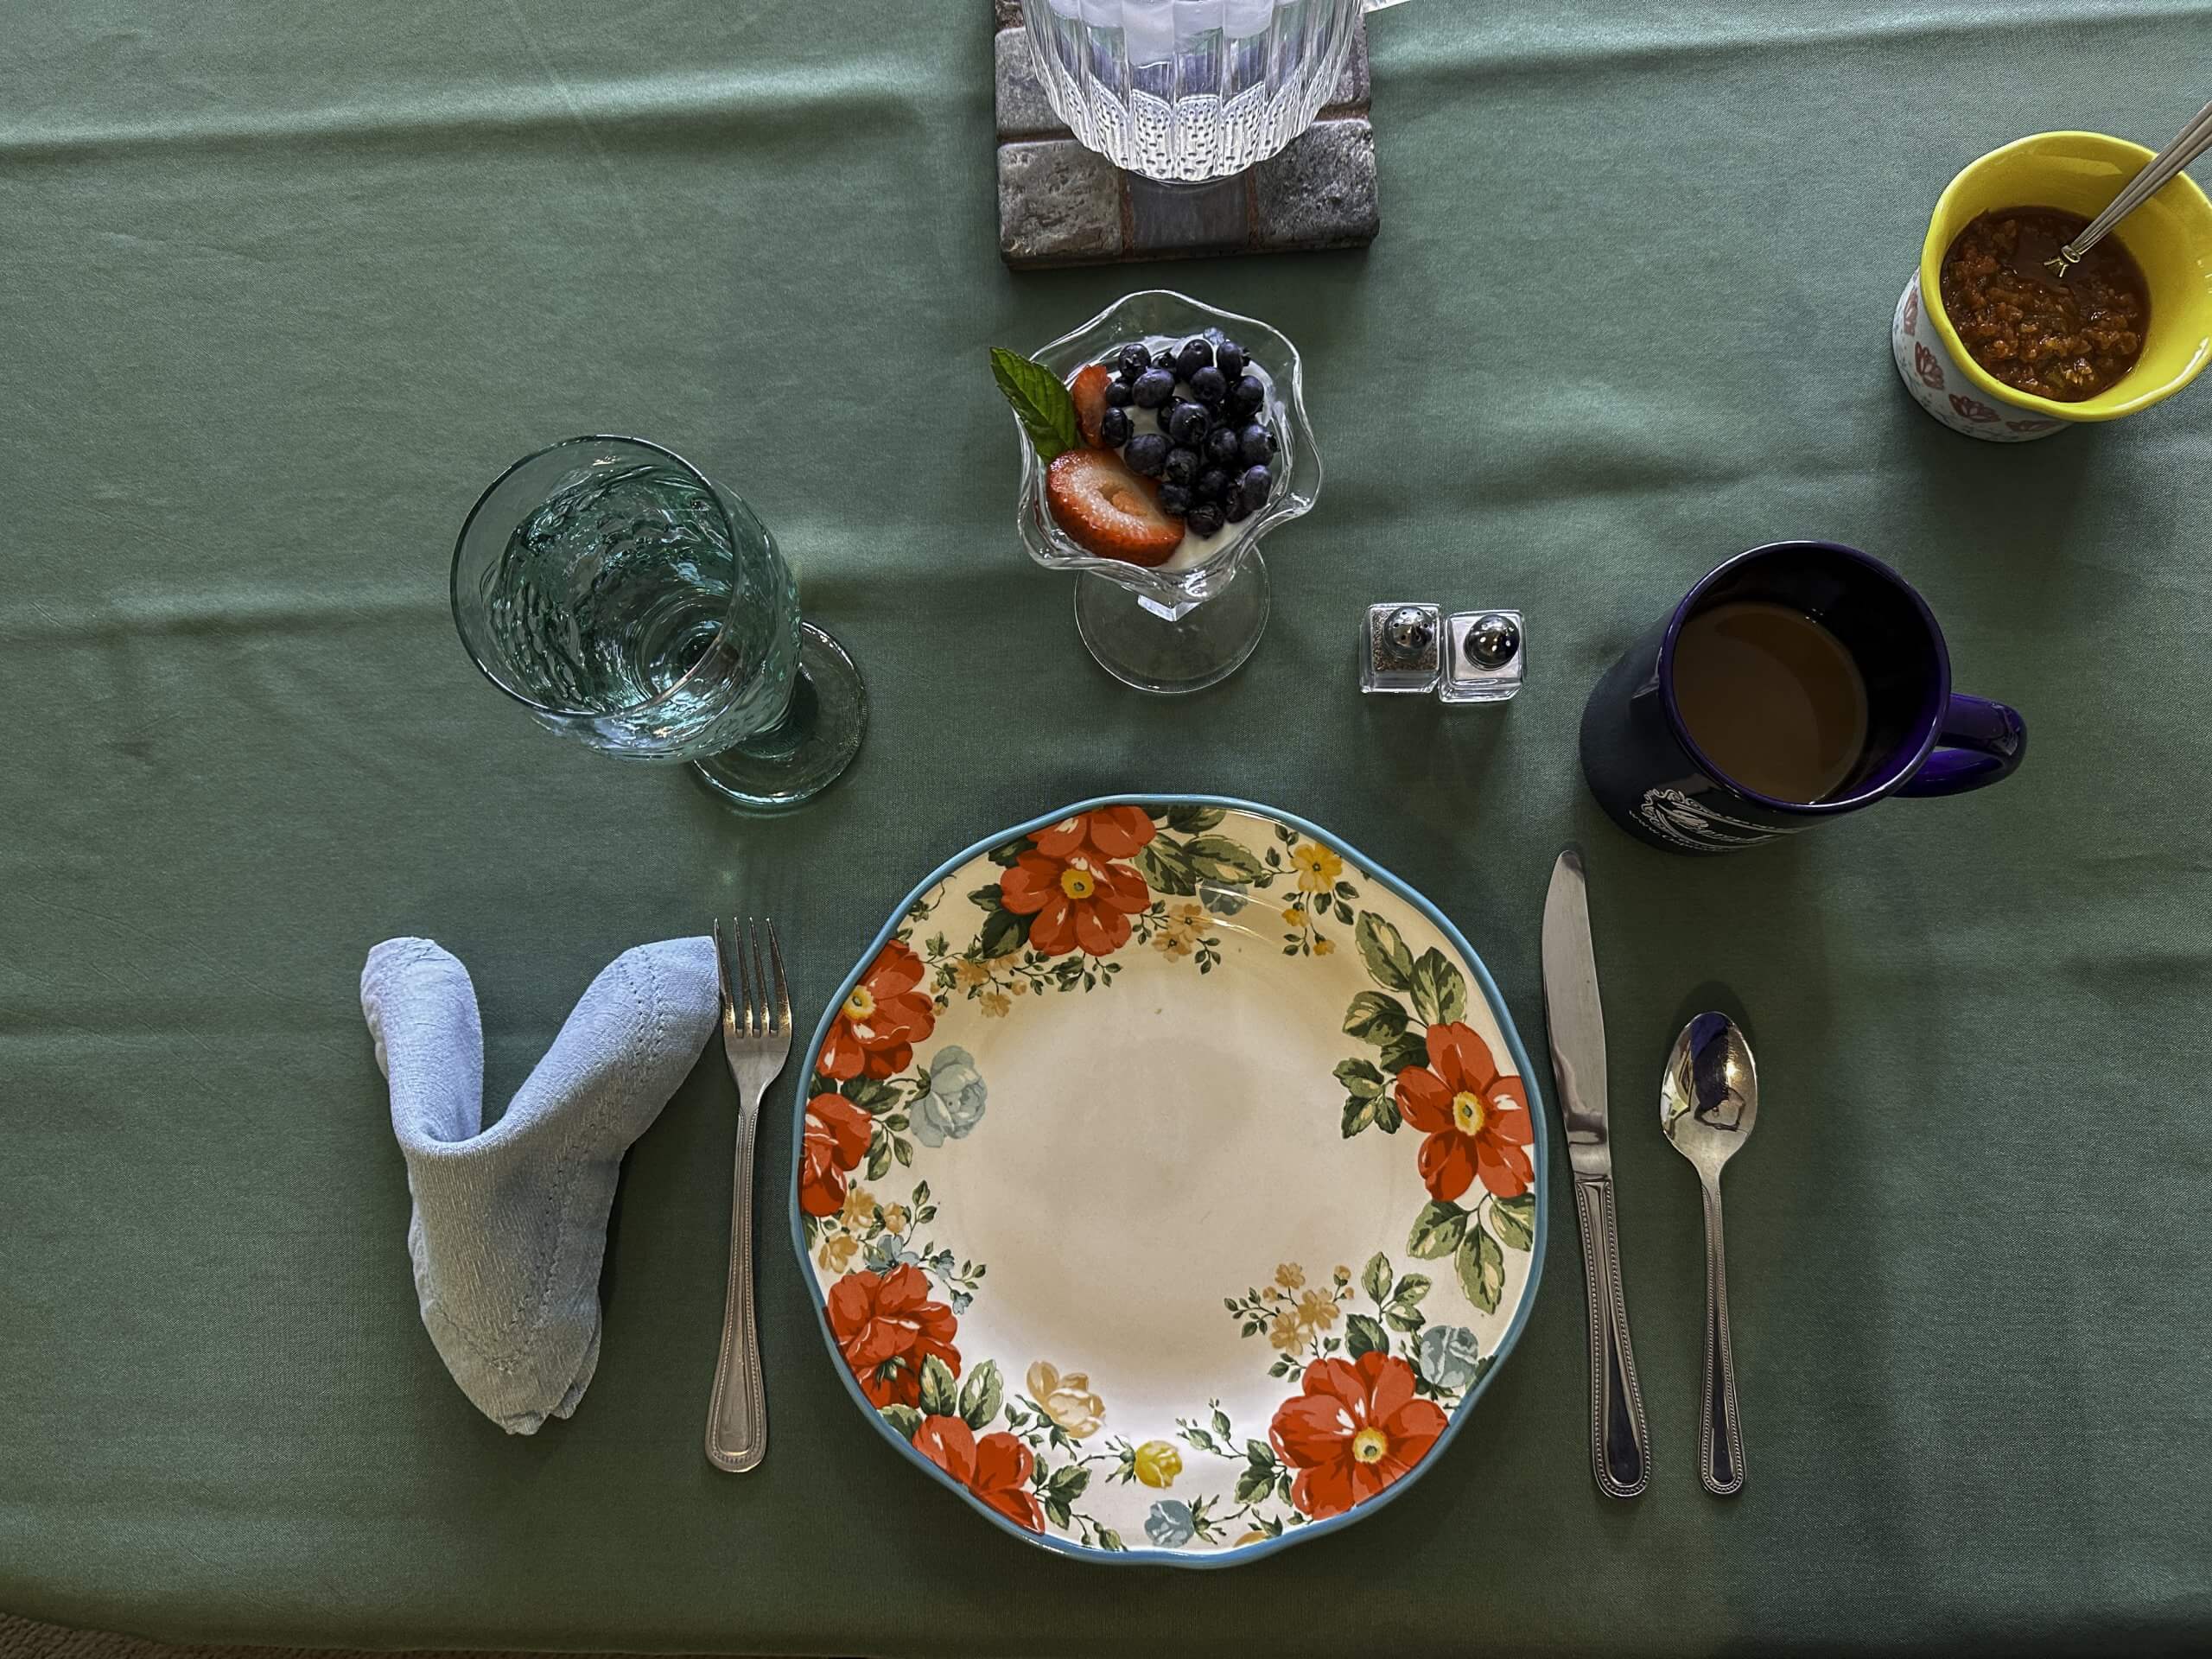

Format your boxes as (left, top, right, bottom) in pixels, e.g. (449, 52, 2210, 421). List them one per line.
(1580, 542, 2026, 854)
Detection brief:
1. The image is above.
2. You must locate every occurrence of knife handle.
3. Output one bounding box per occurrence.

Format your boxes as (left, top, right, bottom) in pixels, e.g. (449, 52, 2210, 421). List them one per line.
(1573, 1173, 1649, 1498)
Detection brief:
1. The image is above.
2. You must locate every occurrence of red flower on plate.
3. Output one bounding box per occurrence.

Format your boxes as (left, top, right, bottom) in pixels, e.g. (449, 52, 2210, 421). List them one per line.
(1913, 341, 1945, 390)
(912, 1414, 1045, 1532)
(817, 939, 936, 1081)
(998, 809, 1154, 958)
(799, 1092, 873, 1218)
(1268, 1352, 1448, 1521)
(1031, 804, 1157, 863)
(826, 1263, 960, 1408)
(1394, 1020, 1535, 1204)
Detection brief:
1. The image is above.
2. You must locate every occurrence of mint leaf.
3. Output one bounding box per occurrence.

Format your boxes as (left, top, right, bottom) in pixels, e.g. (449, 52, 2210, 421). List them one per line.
(990, 346, 1080, 463)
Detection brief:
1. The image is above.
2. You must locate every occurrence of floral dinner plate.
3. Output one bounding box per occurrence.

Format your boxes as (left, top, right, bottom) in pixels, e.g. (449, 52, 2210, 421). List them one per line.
(790, 798, 1548, 1566)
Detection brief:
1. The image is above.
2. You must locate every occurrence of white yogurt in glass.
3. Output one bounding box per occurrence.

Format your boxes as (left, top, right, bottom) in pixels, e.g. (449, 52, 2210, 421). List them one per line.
(1087, 333, 1278, 572)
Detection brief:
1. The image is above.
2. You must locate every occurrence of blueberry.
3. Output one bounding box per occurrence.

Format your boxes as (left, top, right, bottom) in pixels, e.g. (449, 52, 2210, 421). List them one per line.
(1216, 340, 1247, 379)
(1163, 446, 1200, 486)
(1156, 482, 1193, 517)
(1176, 337, 1213, 378)
(1239, 462, 1272, 506)
(1103, 380, 1132, 409)
(1166, 403, 1209, 447)
(1223, 493, 1253, 524)
(1099, 407, 1133, 448)
(1133, 369, 1176, 409)
(1205, 427, 1242, 467)
(1196, 467, 1230, 501)
(1116, 344, 1152, 378)
(1189, 365, 1227, 408)
(1185, 501, 1224, 537)
(1124, 432, 1170, 475)
(1238, 423, 1272, 467)
(1229, 373, 1265, 414)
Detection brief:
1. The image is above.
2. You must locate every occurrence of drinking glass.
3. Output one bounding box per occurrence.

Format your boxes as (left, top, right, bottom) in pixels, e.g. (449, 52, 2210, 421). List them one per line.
(450, 435, 866, 811)
(1021, 0, 1398, 182)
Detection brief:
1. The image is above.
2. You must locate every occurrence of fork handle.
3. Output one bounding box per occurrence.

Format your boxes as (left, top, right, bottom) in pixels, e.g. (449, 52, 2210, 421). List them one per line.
(705, 1091, 767, 1472)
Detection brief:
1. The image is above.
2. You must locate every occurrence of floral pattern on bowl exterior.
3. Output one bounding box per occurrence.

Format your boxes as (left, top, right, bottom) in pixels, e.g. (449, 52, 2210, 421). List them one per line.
(1014, 291, 1321, 611)
(793, 798, 1546, 1564)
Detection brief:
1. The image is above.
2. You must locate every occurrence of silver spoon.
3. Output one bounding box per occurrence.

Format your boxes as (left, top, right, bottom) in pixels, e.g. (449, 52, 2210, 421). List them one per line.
(1659, 1013, 1758, 1497)
(2044, 96, 2212, 280)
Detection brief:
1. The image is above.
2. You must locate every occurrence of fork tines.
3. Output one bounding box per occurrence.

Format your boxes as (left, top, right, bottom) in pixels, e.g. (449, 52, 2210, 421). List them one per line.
(714, 918, 791, 1047)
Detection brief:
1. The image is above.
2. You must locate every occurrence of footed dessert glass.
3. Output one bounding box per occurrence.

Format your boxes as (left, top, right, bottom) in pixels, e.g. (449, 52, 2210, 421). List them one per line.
(1014, 291, 1321, 695)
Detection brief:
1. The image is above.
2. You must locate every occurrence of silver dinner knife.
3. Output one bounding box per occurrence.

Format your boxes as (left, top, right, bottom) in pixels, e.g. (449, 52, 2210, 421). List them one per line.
(1542, 847, 1651, 1499)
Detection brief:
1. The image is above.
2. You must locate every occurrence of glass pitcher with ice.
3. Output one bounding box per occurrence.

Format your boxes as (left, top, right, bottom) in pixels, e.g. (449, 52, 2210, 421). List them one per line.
(1023, 0, 1408, 182)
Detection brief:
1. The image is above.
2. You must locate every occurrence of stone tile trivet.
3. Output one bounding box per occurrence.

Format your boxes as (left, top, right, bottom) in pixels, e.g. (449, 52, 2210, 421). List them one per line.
(994, 6, 1379, 269)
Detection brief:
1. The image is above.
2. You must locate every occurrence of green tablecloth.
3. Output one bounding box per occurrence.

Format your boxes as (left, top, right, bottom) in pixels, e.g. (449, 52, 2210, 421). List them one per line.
(6, 1, 2211, 1652)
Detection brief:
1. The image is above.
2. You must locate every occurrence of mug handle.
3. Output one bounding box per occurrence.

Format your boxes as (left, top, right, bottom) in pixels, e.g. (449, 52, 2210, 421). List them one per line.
(1897, 693, 2026, 798)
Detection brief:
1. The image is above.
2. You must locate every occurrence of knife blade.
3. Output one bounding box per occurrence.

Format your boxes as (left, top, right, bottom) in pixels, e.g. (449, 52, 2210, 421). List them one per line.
(1542, 847, 1612, 1179)
(1541, 847, 1651, 1499)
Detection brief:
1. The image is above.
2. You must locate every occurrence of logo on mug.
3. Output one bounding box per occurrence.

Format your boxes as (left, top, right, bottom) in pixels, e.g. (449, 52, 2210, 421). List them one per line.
(1634, 788, 1803, 852)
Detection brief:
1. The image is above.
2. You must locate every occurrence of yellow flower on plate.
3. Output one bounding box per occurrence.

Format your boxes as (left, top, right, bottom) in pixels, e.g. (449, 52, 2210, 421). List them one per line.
(816, 1234, 858, 1273)
(1281, 906, 1304, 929)
(1297, 1288, 1341, 1332)
(1313, 938, 1336, 957)
(1267, 1313, 1307, 1351)
(1290, 841, 1344, 893)
(1234, 1529, 1270, 1547)
(980, 990, 1013, 1018)
(1151, 901, 1207, 960)
(953, 958, 991, 990)
(1274, 1262, 1306, 1291)
(1134, 1440, 1183, 1489)
(1026, 1361, 1106, 1439)
(1008, 978, 1028, 996)
(879, 1204, 911, 1234)
(1333, 1264, 1352, 1285)
(840, 1185, 877, 1227)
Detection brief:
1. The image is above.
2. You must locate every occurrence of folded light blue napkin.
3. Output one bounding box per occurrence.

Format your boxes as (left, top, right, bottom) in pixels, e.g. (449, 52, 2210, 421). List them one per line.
(359, 936, 720, 1433)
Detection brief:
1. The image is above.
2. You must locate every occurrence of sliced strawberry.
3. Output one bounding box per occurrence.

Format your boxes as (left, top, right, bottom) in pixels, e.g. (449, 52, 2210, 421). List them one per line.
(1046, 448, 1184, 567)
(1071, 364, 1114, 448)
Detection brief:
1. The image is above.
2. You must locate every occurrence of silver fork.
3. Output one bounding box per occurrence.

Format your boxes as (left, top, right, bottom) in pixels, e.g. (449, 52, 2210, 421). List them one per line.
(705, 917, 790, 1473)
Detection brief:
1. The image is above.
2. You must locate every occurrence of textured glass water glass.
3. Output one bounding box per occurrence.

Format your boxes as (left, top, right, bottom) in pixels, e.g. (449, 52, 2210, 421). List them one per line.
(451, 435, 865, 811)
(1022, 0, 1378, 182)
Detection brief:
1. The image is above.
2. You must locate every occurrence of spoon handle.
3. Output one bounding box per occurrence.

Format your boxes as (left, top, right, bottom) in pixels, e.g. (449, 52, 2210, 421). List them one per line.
(1573, 1173, 1650, 1497)
(2063, 98, 2212, 263)
(1698, 1178, 1745, 1497)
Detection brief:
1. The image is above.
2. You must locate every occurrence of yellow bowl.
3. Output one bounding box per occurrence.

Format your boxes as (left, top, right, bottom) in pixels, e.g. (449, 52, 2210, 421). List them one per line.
(1919, 130, 2212, 422)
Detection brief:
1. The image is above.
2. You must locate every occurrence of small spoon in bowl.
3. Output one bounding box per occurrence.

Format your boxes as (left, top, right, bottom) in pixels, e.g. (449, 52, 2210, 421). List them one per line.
(2039, 96, 2212, 281)
(1660, 1013, 1758, 1497)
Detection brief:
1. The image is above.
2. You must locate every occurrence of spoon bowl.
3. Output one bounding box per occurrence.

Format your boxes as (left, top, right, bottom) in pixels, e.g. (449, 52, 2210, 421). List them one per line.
(1660, 1011, 1759, 1181)
(1659, 1011, 1758, 1497)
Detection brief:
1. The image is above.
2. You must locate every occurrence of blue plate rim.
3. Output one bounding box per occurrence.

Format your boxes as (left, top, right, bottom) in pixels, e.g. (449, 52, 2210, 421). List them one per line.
(787, 793, 1550, 1568)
